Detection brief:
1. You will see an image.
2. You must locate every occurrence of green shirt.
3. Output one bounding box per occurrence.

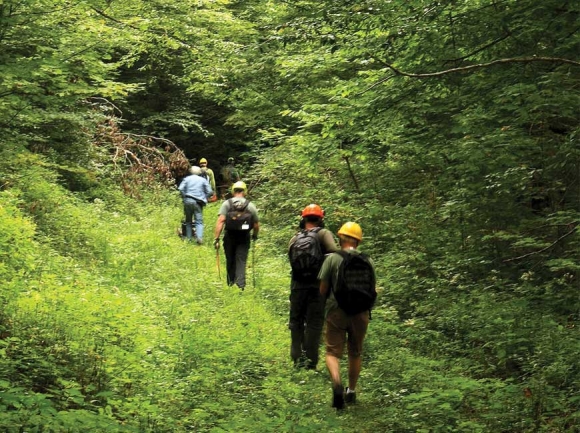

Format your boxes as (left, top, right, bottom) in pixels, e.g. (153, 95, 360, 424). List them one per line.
(318, 249, 374, 316)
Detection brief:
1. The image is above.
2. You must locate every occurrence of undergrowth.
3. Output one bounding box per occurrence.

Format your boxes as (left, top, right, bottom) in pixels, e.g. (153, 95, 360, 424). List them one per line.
(2, 153, 576, 432)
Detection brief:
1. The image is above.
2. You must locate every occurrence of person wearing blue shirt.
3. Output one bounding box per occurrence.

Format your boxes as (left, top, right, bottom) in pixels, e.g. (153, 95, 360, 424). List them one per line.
(178, 166, 213, 244)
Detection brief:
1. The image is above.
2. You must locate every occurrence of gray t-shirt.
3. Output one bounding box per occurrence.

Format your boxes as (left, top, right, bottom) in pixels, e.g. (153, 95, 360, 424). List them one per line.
(218, 197, 259, 226)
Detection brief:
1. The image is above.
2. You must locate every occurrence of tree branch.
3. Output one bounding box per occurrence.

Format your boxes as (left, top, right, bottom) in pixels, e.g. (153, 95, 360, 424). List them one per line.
(342, 155, 360, 193)
(444, 33, 511, 65)
(355, 73, 395, 96)
(376, 57, 580, 79)
(91, 7, 192, 48)
(503, 223, 578, 263)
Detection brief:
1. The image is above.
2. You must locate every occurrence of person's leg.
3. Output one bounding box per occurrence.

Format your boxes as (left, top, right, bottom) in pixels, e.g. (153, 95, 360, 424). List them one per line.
(183, 203, 194, 240)
(234, 237, 250, 289)
(222, 235, 236, 286)
(289, 289, 307, 366)
(345, 311, 370, 395)
(303, 290, 325, 369)
(347, 355, 362, 391)
(192, 202, 204, 243)
(325, 353, 342, 385)
(325, 309, 347, 409)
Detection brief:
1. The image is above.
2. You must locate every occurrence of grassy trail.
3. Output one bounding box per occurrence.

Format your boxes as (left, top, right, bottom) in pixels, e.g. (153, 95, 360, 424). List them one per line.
(3, 185, 388, 432)
(103, 200, 374, 432)
(5, 185, 506, 432)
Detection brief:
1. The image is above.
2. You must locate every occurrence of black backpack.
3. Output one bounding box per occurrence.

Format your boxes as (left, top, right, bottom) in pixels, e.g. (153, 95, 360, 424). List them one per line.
(289, 227, 324, 282)
(225, 199, 253, 231)
(333, 250, 377, 315)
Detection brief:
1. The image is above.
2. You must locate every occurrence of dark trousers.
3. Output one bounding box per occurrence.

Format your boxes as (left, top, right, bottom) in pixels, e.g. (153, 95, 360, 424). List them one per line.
(289, 286, 325, 368)
(223, 232, 250, 289)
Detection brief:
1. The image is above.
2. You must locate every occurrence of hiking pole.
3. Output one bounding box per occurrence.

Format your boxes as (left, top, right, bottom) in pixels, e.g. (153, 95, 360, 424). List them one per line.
(252, 238, 256, 289)
(214, 239, 221, 280)
(216, 249, 221, 280)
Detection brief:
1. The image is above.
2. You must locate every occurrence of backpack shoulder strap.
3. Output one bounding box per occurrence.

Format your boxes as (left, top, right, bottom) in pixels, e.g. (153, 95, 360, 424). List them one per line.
(237, 199, 249, 210)
(357, 252, 369, 261)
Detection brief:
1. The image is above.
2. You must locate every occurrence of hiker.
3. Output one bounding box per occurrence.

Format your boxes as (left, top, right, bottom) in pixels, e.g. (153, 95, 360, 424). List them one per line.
(178, 166, 214, 244)
(288, 204, 339, 370)
(220, 157, 241, 197)
(199, 157, 217, 194)
(213, 181, 259, 290)
(319, 222, 377, 410)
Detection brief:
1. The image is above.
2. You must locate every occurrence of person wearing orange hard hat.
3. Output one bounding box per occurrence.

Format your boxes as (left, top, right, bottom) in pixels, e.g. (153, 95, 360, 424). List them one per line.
(287, 204, 339, 370)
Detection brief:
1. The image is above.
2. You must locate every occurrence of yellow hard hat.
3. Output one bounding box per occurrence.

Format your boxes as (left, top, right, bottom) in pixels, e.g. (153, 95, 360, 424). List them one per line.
(200, 158, 207, 164)
(231, 181, 247, 194)
(338, 221, 363, 241)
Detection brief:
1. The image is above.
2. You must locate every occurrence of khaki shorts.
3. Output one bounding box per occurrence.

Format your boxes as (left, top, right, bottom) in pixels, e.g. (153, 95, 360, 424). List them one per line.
(325, 308, 370, 359)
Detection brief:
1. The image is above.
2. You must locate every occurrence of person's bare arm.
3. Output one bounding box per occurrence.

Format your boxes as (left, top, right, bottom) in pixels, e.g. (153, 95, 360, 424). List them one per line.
(320, 279, 330, 297)
(214, 215, 226, 239)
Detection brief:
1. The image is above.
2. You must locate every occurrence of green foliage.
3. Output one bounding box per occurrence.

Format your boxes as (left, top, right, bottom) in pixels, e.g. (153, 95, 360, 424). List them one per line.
(1, 0, 580, 430)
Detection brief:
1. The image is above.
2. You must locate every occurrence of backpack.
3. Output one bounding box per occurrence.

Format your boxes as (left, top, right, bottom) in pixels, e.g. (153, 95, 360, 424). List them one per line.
(221, 165, 236, 183)
(289, 227, 324, 283)
(333, 250, 377, 315)
(225, 199, 253, 231)
(200, 167, 209, 180)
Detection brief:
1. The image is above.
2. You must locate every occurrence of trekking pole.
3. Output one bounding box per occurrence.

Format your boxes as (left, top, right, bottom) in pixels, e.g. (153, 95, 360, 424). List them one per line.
(252, 239, 256, 289)
(215, 244, 221, 280)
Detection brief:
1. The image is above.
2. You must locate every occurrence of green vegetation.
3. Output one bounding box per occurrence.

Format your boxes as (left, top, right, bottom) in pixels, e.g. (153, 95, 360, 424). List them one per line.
(1, 0, 579, 431)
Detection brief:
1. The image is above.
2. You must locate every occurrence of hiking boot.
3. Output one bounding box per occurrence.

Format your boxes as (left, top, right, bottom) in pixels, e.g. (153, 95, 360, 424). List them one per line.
(304, 359, 317, 370)
(293, 353, 308, 369)
(332, 384, 345, 410)
(345, 388, 356, 404)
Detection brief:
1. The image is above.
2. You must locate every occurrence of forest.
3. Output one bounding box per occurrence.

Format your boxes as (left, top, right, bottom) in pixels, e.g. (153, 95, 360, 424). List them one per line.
(1, 0, 579, 431)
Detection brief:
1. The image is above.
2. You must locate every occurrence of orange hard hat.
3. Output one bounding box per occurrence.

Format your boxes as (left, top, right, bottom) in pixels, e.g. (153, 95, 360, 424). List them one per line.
(301, 204, 324, 218)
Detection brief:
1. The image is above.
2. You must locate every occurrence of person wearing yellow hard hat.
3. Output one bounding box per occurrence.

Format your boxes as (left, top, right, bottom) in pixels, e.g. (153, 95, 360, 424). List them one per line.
(199, 158, 217, 202)
(318, 221, 377, 410)
(213, 181, 260, 290)
(287, 204, 339, 370)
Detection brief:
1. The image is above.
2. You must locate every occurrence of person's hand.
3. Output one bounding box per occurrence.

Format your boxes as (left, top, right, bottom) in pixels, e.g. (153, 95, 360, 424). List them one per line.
(214, 238, 220, 250)
(251, 233, 258, 242)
